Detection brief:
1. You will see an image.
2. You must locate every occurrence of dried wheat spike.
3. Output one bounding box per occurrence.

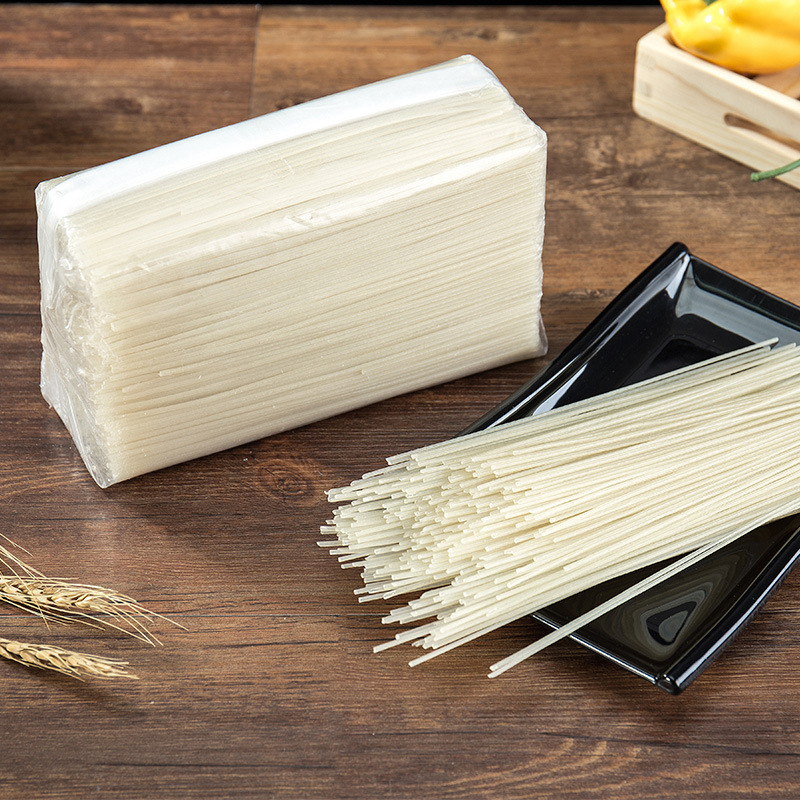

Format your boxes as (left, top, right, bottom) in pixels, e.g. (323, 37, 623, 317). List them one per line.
(0, 576, 171, 644)
(0, 636, 138, 680)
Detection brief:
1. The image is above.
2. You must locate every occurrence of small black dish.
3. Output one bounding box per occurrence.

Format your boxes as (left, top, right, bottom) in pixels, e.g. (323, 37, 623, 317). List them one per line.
(463, 242, 800, 693)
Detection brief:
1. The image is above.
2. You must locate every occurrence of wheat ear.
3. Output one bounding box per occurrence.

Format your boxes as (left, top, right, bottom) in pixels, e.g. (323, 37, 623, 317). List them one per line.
(0, 535, 181, 680)
(0, 535, 182, 642)
(0, 576, 181, 644)
(0, 636, 138, 680)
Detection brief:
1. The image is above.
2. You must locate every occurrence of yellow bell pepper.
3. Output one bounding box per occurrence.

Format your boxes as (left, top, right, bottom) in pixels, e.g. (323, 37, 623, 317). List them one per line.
(661, 0, 800, 74)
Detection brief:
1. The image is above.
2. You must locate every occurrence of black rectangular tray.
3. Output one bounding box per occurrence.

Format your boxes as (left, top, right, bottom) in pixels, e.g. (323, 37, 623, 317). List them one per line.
(463, 242, 800, 693)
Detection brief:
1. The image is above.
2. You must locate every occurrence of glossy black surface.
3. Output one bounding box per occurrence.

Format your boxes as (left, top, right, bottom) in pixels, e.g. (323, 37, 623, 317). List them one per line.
(464, 243, 800, 693)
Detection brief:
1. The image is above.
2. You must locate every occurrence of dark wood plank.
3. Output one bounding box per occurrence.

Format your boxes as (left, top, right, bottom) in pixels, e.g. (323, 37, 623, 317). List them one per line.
(0, 4, 259, 171)
(3, 4, 800, 799)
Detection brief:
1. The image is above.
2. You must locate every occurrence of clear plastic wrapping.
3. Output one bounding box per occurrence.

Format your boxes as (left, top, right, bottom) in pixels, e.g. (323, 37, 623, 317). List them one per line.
(36, 55, 547, 487)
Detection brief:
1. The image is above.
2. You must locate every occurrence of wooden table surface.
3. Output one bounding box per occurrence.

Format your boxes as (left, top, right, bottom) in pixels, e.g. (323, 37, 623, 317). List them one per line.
(3, 4, 800, 798)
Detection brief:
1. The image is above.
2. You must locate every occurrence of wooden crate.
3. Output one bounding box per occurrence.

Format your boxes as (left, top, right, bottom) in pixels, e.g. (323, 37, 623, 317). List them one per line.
(633, 24, 800, 189)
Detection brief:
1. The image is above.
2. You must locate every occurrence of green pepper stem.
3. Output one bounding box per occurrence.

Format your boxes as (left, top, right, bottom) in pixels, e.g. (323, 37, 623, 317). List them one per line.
(750, 157, 800, 182)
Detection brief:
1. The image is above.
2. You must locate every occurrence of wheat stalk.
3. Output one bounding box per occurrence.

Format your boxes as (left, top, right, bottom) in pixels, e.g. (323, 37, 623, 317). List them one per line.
(0, 636, 138, 680)
(0, 537, 42, 577)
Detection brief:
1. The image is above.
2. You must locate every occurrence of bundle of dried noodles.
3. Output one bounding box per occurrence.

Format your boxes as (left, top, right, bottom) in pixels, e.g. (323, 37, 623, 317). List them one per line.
(321, 341, 800, 675)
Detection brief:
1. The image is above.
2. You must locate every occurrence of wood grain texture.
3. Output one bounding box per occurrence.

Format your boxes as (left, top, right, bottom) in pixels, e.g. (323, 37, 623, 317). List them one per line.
(3, 4, 800, 799)
(0, 4, 258, 170)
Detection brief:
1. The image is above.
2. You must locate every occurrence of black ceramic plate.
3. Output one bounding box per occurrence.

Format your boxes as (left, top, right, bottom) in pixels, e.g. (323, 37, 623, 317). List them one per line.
(463, 242, 800, 693)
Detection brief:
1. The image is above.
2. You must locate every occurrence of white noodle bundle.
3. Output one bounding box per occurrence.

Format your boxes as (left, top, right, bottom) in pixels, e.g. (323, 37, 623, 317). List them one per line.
(36, 56, 546, 487)
(321, 341, 800, 675)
